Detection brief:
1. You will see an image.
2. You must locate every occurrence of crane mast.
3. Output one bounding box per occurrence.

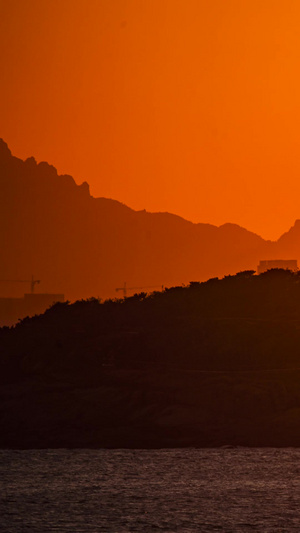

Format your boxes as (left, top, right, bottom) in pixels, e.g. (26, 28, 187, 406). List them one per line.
(0, 275, 41, 294)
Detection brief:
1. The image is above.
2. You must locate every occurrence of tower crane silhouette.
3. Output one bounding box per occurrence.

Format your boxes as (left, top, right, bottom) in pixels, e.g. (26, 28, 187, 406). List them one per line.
(0, 275, 41, 294)
(115, 282, 163, 298)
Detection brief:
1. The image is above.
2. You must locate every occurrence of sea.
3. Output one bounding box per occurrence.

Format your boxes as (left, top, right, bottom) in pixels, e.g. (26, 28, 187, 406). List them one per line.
(1, 448, 300, 532)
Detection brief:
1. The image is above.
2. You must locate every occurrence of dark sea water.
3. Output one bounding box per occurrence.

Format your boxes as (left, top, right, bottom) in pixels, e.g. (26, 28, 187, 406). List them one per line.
(1, 448, 300, 532)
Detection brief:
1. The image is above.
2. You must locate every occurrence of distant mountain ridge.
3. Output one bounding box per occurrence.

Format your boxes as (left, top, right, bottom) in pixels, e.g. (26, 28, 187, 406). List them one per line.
(0, 138, 298, 302)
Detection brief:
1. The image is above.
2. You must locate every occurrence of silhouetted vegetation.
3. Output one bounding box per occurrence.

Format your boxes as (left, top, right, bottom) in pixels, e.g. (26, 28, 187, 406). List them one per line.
(2, 270, 300, 448)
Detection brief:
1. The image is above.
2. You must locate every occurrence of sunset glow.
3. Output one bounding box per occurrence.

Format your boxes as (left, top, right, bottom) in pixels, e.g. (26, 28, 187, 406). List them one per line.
(1, 0, 300, 239)
(3, 4, 300, 527)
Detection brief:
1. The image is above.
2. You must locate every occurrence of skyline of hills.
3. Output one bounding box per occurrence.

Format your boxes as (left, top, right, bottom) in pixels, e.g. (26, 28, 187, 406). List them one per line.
(0, 138, 299, 303)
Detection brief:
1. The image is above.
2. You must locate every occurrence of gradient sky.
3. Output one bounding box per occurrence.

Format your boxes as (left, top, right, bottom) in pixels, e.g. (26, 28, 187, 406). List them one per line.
(1, 0, 300, 240)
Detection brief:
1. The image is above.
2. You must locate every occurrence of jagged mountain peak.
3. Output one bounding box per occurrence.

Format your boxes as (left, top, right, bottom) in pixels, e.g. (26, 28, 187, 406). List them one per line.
(0, 138, 299, 305)
(0, 138, 12, 160)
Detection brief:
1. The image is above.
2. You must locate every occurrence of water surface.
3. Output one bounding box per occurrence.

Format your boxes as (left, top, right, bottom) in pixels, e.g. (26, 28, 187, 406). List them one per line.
(1, 448, 300, 531)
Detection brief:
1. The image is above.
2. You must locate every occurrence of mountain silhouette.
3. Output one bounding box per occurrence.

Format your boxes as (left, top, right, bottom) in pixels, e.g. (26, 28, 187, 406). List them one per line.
(0, 138, 297, 303)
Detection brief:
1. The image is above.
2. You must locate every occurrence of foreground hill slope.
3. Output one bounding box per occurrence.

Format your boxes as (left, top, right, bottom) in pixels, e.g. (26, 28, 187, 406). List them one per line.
(2, 270, 300, 448)
(0, 139, 280, 302)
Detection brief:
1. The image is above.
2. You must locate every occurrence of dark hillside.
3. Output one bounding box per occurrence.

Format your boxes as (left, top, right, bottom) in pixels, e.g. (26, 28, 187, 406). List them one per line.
(0, 138, 271, 306)
(2, 270, 300, 448)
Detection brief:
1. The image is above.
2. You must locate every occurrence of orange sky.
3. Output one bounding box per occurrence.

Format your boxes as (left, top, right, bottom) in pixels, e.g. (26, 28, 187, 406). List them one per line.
(1, 0, 300, 240)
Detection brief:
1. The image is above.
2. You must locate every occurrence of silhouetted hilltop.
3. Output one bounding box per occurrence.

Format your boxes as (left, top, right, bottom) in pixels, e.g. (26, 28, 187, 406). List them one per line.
(276, 219, 300, 253)
(2, 270, 300, 448)
(0, 139, 277, 306)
